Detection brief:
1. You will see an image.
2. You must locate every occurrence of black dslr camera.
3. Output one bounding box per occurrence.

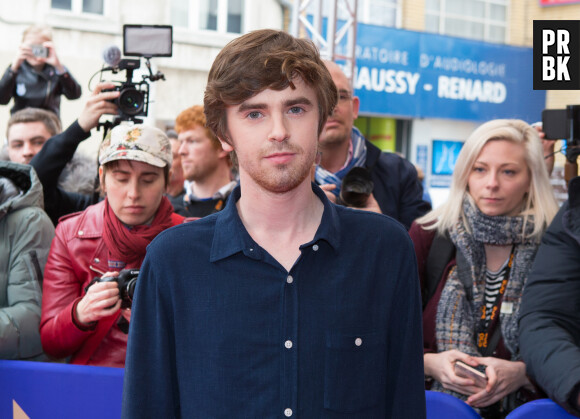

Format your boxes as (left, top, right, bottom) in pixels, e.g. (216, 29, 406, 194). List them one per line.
(542, 105, 580, 184)
(89, 269, 139, 309)
(542, 105, 580, 163)
(98, 24, 173, 124)
(339, 167, 374, 208)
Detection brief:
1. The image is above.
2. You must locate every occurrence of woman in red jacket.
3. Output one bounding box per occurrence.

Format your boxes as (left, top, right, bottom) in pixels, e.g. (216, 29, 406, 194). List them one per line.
(40, 124, 184, 367)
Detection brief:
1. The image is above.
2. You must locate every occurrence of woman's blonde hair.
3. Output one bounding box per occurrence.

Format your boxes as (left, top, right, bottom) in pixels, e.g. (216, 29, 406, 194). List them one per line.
(417, 119, 559, 239)
(22, 24, 53, 42)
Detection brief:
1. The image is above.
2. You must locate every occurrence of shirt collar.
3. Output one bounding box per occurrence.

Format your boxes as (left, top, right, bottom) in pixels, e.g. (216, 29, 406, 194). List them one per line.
(210, 182, 341, 262)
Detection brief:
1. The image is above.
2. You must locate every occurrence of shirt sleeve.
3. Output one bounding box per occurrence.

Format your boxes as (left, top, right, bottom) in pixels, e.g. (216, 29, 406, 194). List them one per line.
(0, 65, 16, 105)
(122, 240, 181, 418)
(384, 232, 427, 418)
(58, 67, 82, 100)
(1, 207, 54, 359)
(40, 223, 95, 359)
(30, 121, 94, 224)
(519, 203, 580, 416)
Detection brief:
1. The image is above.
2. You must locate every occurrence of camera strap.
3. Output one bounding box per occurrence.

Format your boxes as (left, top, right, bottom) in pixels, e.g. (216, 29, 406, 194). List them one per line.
(474, 245, 515, 357)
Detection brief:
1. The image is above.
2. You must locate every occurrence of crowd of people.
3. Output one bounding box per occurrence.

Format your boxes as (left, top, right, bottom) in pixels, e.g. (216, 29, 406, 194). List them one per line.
(1, 23, 580, 419)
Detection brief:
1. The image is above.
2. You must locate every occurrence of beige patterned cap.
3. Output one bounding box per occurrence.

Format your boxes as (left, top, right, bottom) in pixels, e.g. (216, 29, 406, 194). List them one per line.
(99, 124, 172, 168)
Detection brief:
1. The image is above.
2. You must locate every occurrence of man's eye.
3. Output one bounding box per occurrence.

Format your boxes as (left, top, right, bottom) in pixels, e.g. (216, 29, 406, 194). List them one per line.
(247, 111, 262, 119)
(289, 106, 304, 114)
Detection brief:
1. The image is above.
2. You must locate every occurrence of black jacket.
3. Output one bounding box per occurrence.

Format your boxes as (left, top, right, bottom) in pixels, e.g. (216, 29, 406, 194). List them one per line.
(29, 121, 97, 225)
(0, 62, 81, 117)
(169, 191, 230, 219)
(363, 140, 431, 229)
(519, 176, 580, 416)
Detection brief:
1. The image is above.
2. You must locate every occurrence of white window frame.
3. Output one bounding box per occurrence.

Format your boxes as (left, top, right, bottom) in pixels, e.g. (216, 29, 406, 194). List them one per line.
(176, 0, 245, 34)
(425, 0, 509, 43)
(51, 0, 107, 15)
(357, 0, 402, 28)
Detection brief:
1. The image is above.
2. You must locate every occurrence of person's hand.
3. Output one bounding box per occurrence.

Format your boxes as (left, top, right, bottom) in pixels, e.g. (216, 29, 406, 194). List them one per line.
(319, 184, 337, 203)
(466, 358, 530, 408)
(11, 43, 32, 72)
(359, 192, 381, 213)
(42, 41, 65, 73)
(76, 271, 121, 325)
(77, 82, 120, 132)
(424, 350, 487, 396)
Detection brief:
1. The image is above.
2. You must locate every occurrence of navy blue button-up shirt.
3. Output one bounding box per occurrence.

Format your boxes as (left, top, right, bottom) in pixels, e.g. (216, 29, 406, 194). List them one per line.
(123, 184, 426, 418)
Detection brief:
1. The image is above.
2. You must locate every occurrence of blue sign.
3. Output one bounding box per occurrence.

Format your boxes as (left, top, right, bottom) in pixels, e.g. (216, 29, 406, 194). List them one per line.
(334, 25, 546, 122)
(431, 139, 464, 187)
(416, 144, 428, 172)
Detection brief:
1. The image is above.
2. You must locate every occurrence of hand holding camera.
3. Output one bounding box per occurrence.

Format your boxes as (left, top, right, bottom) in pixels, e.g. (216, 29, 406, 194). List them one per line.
(76, 271, 122, 326)
(78, 82, 120, 132)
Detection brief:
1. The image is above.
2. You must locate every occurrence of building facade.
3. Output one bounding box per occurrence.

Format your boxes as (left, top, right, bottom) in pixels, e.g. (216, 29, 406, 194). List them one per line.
(0, 0, 578, 205)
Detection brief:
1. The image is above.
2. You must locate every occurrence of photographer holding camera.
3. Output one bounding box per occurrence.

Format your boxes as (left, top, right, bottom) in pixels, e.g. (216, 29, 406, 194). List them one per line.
(315, 61, 430, 228)
(39, 125, 185, 367)
(0, 24, 82, 118)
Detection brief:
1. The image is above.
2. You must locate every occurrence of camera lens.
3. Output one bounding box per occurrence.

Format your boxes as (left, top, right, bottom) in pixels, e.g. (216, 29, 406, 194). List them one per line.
(340, 167, 374, 208)
(118, 88, 144, 115)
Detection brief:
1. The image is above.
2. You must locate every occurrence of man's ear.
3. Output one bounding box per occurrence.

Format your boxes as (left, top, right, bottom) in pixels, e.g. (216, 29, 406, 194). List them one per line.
(352, 96, 360, 120)
(98, 166, 106, 194)
(218, 137, 234, 153)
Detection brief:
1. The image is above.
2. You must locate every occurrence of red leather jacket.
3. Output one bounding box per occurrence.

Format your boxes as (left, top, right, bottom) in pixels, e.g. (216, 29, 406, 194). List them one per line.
(40, 200, 184, 367)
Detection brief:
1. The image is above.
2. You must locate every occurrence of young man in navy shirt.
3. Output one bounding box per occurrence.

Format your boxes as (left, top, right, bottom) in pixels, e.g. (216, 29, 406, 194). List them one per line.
(123, 29, 426, 418)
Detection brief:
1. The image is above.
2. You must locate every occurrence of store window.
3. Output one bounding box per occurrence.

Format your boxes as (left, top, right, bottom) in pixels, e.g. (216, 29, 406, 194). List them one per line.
(358, 0, 399, 27)
(171, 0, 244, 34)
(51, 0, 104, 14)
(307, 0, 400, 28)
(425, 0, 507, 43)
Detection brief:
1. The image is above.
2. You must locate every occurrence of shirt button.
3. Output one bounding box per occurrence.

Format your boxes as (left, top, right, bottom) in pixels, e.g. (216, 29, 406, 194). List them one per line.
(313, 244, 319, 251)
(355, 338, 362, 346)
(249, 248, 254, 252)
(78, 230, 84, 236)
(284, 340, 293, 349)
(286, 275, 293, 284)
(284, 408, 293, 417)
(93, 258, 100, 263)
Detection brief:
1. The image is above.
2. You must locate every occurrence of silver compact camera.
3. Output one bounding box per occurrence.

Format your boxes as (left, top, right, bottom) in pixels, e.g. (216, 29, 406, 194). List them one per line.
(31, 44, 48, 58)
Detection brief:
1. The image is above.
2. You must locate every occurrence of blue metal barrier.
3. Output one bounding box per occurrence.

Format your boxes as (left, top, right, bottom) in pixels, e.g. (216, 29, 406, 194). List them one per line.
(0, 360, 124, 419)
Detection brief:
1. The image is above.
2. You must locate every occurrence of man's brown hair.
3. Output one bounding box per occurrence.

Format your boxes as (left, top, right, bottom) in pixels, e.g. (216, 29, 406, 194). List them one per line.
(7, 107, 62, 138)
(204, 29, 337, 143)
(174, 105, 221, 150)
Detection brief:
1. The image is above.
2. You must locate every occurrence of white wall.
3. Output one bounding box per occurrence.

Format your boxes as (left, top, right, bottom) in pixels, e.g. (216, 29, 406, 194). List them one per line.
(0, 0, 284, 156)
(409, 118, 478, 208)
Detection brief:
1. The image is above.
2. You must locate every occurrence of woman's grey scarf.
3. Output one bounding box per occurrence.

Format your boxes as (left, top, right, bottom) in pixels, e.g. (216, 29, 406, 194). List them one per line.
(431, 198, 539, 394)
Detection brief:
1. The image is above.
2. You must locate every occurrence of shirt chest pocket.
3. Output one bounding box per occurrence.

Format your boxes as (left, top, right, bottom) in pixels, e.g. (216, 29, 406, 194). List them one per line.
(324, 331, 387, 413)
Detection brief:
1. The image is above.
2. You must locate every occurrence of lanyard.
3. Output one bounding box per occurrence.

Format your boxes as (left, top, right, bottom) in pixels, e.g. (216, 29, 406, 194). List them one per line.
(475, 245, 515, 351)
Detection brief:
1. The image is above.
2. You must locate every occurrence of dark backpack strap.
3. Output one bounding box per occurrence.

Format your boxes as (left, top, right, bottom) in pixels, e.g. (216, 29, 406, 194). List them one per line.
(424, 232, 456, 308)
(455, 248, 474, 302)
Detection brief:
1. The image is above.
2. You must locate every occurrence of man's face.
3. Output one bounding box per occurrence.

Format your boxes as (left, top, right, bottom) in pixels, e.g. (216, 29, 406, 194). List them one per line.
(178, 125, 224, 182)
(222, 77, 319, 194)
(7, 121, 52, 164)
(169, 138, 184, 184)
(319, 62, 360, 148)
